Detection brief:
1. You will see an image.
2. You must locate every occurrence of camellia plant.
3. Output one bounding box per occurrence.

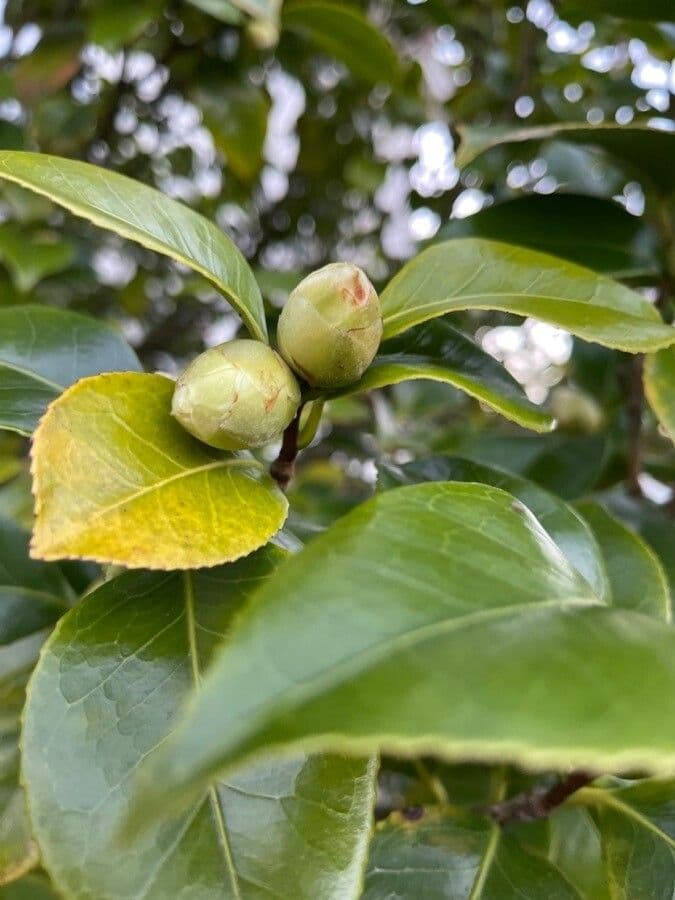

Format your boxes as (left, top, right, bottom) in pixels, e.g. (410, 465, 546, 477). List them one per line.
(1, 123, 675, 900)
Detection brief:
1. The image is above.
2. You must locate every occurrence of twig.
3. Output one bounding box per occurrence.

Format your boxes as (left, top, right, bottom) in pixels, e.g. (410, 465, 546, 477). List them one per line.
(270, 404, 303, 491)
(484, 771, 594, 826)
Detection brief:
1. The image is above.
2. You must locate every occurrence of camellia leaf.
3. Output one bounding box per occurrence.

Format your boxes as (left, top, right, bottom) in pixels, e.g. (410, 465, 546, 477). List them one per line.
(378, 456, 610, 603)
(576, 501, 671, 622)
(363, 808, 582, 899)
(0, 873, 61, 898)
(0, 224, 75, 292)
(128, 482, 675, 828)
(456, 123, 675, 193)
(22, 552, 376, 900)
(0, 515, 71, 885)
(198, 84, 270, 182)
(335, 320, 554, 434)
(30, 372, 287, 569)
(282, 0, 398, 84)
(0, 305, 141, 436)
(0, 152, 267, 342)
(435, 194, 660, 280)
(645, 347, 675, 444)
(568, 778, 675, 897)
(380, 238, 675, 351)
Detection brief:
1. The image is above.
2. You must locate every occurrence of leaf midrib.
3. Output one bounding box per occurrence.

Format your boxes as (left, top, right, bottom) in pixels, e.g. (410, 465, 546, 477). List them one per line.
(183, 572, 242, 900)
(382, 292, 661, 330)
(0, 358, 62, 392)
(0, 158, 267, 343)
(574, 787, 675, 850)
(42, 458, 263, 548)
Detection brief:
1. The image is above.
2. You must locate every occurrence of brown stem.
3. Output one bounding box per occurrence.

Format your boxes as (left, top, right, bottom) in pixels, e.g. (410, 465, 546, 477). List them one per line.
(484, 771, 594, 826)
(270, 404, 304, 492)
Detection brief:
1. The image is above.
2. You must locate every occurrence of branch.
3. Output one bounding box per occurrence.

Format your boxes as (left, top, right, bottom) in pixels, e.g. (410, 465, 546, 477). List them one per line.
(270, 404, 304, 491)
(484, 771, 594, 826)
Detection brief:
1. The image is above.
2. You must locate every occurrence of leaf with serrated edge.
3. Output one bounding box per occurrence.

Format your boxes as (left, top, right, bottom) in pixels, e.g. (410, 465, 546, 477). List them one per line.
(30, 373, 287, 569)
(378, 456, 610, 604)
(0, 152, 267, 341)
(127, 482, 675, 827)
(22, 553, 376, 900)
(576, 501, 671, 622)
(0, 305, 141, 436)
(0, 515, 71, 884)
(335, 321, 554, 434)
(380, 238, 675, 351)
(645, 347, 675, 445)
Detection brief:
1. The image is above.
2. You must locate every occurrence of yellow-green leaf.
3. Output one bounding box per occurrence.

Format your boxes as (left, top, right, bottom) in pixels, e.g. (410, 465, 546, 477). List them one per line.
(0, 152, 267, 341)
(30, 373, 287, 569)
(645, 347, 675, 444)
(380, 238, 675, 352)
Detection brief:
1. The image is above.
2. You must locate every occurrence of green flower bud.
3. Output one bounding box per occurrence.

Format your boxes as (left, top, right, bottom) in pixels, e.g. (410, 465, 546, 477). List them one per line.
(171, 339, 301, 450)
(278, 262, 383, 390)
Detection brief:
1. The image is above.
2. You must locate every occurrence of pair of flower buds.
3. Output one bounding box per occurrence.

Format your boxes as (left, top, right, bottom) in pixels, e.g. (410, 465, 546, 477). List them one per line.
(172, 263, 382, 450)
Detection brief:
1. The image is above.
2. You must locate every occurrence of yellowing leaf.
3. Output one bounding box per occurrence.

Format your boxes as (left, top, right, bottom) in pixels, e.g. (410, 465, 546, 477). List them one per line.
(30, 373, 287, 569)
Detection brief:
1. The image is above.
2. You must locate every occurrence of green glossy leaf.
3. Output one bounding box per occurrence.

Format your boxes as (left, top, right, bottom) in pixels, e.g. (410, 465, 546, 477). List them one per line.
(0, 873, 61, 899)
(378, 456, 610, 603)
(198, 84, 270, 182)
(363, 808, 582, 899)
(22, 554, 376, 900)
(0, 515, 71, 884)
(570, 779, 675, 898)
(336, 320, 554, 433)
(456, 123, 675, 193)
(576, 501, 671, 622)
(605, 492, 675, 598)
(87, 0, 162, 49)
(131, 482, 675, 825)
(548, 806, 610, 900)
(645, 347, 675, 444)
(30, 373, 288, 569)
(0, 305, 141, 436)
(436, 433, 608, 500)
(435, 194, 660, 279)
(282, 1, 398, 84)
(0, 152, 267, 342)
(380, 238, 675, 351)
(0, 224, 75, 292)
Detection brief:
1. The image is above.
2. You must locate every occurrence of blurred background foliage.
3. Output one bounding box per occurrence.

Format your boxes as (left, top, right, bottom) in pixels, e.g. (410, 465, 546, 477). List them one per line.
(0, 0, 673, 551)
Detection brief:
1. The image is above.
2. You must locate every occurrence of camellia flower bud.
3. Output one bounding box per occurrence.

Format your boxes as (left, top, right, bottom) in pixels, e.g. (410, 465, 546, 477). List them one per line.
(278, 262, 383, 390)
(171, 339, 301, 450)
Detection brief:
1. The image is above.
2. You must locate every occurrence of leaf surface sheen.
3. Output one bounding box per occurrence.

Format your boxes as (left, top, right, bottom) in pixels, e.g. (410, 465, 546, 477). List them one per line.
(22, 553, 376, 900)
(0, 152, 267, 341)
(0, 305, 140, 436)
(30, 373, 287, 569)
(380, 238, 675, 352)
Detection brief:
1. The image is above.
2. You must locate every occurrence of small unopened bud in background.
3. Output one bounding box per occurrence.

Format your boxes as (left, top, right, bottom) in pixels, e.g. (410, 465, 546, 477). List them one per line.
(172, 339, 301, 450)
(278, 262, 383, 390)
